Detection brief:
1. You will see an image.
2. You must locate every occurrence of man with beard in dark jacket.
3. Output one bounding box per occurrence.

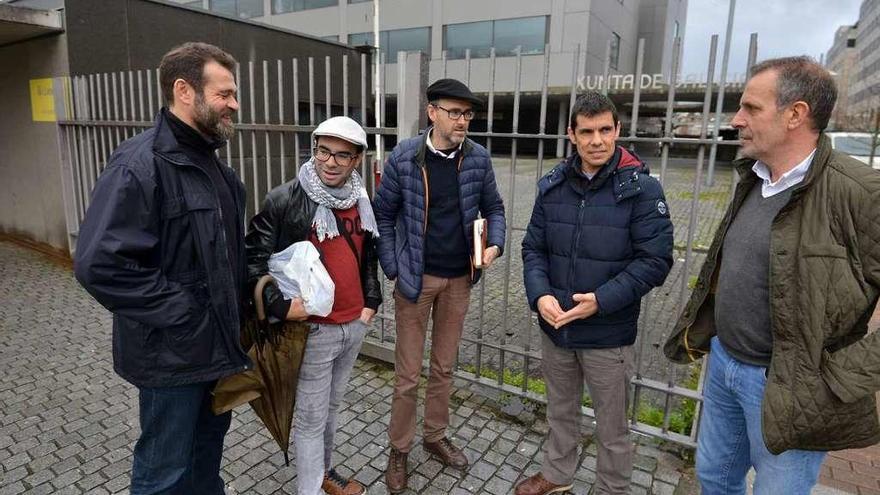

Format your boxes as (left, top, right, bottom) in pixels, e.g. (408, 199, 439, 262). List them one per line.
(518, 92, 674, 495)
(245, 116, 381, 495)
(74, 42, 249, 494)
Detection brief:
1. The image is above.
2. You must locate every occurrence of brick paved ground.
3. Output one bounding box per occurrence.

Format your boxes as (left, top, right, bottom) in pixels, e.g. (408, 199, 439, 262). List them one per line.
(0, 241, 696, 494)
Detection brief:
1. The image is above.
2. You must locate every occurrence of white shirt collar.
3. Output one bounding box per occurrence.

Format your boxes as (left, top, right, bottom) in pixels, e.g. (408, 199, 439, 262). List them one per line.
(751, 149, 816, 198)
(426, 129, 461, 159)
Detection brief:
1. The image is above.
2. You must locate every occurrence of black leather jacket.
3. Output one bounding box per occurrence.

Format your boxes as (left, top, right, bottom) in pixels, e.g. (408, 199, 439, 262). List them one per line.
(245, 178, 382, 319)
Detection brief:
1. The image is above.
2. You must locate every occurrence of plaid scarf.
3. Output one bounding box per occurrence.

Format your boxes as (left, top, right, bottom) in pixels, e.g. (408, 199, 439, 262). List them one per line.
(297, 159, 378, 242)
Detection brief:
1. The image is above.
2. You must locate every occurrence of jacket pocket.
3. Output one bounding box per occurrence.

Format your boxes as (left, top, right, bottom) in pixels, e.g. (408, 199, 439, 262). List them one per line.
(799, 243, 866, 344)
(156, 279, 215, 371)
(801, 243, 847, 258)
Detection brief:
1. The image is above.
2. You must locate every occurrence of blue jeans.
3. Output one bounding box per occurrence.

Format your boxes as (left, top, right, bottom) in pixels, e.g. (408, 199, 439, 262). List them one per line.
(697, 337, 826, 495)
(130, 381, 231, 495)
(293, 319, 368, 495)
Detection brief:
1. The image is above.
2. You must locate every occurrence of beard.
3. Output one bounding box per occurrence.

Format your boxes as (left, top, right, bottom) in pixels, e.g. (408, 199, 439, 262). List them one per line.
(437, 125, 466, 147)
(193, 93, 235, 141)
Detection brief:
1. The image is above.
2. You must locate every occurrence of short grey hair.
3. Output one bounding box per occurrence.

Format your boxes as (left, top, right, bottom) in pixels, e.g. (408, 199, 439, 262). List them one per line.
(750, 56, 837, 132)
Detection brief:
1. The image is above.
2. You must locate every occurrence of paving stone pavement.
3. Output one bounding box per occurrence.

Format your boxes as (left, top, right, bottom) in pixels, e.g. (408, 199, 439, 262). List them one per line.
(0, 241, 697, 494)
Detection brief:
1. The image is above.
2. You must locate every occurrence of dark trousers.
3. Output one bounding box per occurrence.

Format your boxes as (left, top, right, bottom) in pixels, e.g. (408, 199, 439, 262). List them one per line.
(130, 381, 231, 495)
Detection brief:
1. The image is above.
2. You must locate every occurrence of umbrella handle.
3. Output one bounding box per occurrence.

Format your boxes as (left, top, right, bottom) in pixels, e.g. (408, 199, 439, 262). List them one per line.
(253, 274, 276, 324)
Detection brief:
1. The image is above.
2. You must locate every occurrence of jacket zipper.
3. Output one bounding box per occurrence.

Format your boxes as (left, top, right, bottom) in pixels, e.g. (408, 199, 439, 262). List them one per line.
(567, 195, 587, 307)
(158, 151, 250, 371)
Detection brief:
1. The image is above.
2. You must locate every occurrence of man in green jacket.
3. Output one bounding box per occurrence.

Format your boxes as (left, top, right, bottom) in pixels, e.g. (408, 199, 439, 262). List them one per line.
(665, 56, 880, 494)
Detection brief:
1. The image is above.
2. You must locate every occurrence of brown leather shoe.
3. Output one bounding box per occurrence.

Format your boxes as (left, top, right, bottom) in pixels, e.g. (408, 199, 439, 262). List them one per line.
(423, 437, 469, 468)
(322, 468, 365, 495)
(385, 448, 408, 494)
(514, 472, 573, 495)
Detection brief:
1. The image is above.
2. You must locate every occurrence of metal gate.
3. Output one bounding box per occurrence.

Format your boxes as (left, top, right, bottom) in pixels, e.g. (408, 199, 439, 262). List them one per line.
(58, 31, 758, 449)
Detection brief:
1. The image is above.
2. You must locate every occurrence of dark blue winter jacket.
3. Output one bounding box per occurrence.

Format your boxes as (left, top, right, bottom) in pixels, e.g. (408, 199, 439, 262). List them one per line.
(373, 129, 506, 302)
(74, 110, 251, 387)
(521, 147, 674, 349)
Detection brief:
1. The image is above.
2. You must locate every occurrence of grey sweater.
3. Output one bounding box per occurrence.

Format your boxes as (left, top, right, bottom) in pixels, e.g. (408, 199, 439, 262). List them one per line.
(715, 182, 792, 367)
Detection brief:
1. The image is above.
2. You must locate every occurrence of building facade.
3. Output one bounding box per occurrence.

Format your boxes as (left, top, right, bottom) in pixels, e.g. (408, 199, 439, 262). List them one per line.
(826, 24, 859, 129)
(176, 0, 687, 98)
(827, 0, 880, 129)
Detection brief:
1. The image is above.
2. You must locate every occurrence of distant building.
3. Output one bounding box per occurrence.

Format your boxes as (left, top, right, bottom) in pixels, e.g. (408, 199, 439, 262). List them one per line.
(826, 24, 858, 129)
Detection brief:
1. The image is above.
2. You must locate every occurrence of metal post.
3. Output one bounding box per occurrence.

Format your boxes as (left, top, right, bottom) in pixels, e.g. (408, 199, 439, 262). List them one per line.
(278, 59, 286, 184)
(870, 108, 880, 169)
(373, 0, 382, 170)
(629, 39, 645, 140)
(659, 37, 683, 185)
(499, 46, 523, 383)
(705, 0, 737, 186)
(567, 44, 581, 158)
(396, 51, 428, 140)
(602, 38, 612, 96)
(486, 47, 496, 155)
(263, 60, 272, 195)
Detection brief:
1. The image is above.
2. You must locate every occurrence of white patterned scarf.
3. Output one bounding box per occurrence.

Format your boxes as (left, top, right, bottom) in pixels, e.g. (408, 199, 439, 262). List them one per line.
(297, 159, 379, 242)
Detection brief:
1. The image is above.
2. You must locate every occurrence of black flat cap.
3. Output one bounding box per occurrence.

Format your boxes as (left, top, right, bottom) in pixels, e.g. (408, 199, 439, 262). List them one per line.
(426, 78, 483, 107)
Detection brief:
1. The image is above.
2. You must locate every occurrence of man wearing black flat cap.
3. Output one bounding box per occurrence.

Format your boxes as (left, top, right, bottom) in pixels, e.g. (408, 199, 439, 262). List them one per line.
(374, 78, 506, 493)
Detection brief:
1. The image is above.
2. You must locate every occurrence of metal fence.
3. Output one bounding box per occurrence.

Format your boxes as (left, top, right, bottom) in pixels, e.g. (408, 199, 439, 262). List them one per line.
(57, 33, 758, 449)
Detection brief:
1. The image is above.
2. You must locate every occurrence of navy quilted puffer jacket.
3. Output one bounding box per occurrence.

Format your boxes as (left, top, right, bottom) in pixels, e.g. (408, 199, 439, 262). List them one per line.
(373, 130, 506, 302)
(522, 147, 673, 349)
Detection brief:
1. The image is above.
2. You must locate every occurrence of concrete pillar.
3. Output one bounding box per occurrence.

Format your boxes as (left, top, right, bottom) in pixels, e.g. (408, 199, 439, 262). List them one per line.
(397, 51, 429, 140)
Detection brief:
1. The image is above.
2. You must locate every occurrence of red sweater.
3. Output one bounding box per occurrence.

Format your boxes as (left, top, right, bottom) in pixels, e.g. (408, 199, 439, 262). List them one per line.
(308, 206, 365, 324)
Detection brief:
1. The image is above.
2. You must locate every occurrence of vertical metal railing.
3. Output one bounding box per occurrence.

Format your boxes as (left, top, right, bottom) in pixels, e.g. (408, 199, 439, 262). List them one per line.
(56, 34, 756, 448)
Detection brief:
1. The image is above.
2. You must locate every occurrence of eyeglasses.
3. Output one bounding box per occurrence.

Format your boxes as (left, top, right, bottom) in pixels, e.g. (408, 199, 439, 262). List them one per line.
(313, 146, 358, 167)
(431, 104, 475, 121)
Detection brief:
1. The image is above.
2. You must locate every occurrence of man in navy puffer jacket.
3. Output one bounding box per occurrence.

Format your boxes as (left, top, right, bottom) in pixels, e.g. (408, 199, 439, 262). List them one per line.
(517, 92, 673, 495)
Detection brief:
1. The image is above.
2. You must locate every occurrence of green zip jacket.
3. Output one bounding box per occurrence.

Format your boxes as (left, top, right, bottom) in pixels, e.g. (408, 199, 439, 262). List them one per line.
(665, 134, 880, 454)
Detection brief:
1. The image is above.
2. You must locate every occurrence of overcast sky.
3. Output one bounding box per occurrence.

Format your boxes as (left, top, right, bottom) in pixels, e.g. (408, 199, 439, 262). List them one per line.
(681, 0, 863, 78)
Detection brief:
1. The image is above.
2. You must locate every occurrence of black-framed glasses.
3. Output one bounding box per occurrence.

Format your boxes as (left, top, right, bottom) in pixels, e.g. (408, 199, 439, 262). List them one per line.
(431, 104, 475, 121)
(313, 146, 358, 166)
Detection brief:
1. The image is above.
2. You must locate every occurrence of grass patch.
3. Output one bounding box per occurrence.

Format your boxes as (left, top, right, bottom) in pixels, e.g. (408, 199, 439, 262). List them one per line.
(460, 361, 702, 436)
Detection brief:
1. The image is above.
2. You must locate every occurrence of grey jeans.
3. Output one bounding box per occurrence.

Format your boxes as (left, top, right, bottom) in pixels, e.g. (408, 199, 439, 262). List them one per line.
(540, 332, 636, 494)
(293, 318, 368, 495)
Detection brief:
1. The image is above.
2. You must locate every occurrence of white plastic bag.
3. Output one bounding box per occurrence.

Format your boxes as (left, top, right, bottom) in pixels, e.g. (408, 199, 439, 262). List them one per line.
(267, 241, 335, 317)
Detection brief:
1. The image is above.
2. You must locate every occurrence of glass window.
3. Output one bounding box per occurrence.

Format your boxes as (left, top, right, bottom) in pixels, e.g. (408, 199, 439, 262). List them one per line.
(673, 20, 680, 40)
(273, 0, 337, 14)
(348, 32, 375, 46)
(609, 32, 621, 70)
(348, 29, 430, 60)
(386, 27, 430, 60)
(348, 0, 372, 3)
(444, 16, 547, 59)
(211, 0, 263, 18)
(321, 34, 339, 42)
(183, 0, 204, 8)
(210, 0, 236, 16)
(494, 16, 546, 56)
(445, 21, 492, 59)
(238, 0, 263, 17)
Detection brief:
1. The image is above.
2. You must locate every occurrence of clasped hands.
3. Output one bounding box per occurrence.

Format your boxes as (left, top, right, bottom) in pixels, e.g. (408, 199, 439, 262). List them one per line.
(537, 293, 599, 329)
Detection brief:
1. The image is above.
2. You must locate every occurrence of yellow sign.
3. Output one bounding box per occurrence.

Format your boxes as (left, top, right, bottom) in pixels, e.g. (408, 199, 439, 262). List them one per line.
(30, 78, 56, 122)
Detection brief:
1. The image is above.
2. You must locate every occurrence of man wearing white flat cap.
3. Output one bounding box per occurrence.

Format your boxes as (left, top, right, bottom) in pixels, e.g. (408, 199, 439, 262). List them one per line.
(246, 116, 382, 495)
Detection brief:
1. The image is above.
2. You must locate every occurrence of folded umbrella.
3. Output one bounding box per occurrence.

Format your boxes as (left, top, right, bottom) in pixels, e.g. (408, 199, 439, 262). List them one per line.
(213, 275, 310, 465)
